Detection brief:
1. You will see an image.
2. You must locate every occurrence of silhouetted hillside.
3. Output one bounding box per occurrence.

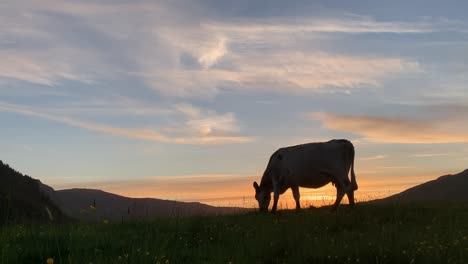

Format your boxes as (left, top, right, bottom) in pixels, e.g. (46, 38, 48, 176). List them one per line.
(0, 160, 248, 223)
(0, 160, 65, 224)
(52, 188, 249, 222)
(372, 169, 468, 204)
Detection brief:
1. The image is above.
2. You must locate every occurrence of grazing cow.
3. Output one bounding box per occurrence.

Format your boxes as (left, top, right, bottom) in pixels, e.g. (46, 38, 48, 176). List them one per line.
(253, 139, 358, 213)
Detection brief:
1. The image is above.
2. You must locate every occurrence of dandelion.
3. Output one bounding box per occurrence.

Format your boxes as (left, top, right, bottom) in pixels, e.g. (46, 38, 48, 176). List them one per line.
(103, 219, 109, 224)
(46, 258, 54, 264)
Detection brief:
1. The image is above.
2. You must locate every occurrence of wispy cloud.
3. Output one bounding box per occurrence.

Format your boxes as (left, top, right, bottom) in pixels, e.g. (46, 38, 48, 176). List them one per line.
(409, 153, 450, 158)
(0, 50, 93, 86)
(360, 155, 386, 161)
(203, 16, 437, 34)
(0, 102, 253, 144)
(1, 1, 433, 98)
(311, 112, 468, 144)
(175, 103, 241, 137)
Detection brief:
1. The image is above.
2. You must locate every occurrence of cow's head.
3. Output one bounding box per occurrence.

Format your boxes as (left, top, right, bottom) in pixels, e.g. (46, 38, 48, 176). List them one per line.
(253, 181, 270, 212)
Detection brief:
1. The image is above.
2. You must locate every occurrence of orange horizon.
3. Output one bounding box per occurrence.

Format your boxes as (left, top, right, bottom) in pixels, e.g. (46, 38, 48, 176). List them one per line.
(48, 170, 451, 208)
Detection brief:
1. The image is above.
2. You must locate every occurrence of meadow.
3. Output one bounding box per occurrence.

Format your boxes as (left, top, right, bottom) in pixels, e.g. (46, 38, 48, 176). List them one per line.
(1, 204, 468, 264)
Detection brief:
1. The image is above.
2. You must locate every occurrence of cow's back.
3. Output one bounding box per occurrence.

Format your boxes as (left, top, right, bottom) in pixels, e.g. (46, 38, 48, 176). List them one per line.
(272, 140, 351, 187)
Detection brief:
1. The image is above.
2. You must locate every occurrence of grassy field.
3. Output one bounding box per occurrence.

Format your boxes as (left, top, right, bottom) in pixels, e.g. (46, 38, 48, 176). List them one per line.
(1, 204, 468, 264)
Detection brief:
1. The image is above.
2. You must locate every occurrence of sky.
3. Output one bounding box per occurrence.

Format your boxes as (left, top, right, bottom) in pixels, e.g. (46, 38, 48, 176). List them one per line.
(1, 0, 468, 207)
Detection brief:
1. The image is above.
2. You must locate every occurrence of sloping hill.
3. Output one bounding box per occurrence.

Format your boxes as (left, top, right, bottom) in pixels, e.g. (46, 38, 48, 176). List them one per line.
(1, 160, 248, 223)
(372, 169, 468, 204)
(51, 188, 249, 221)
(0, 160, 65, 223)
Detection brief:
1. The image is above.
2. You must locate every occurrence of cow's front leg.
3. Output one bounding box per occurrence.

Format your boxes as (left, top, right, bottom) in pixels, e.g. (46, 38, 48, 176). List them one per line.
(271, 190, 279, 213)
(291, 186, 301, 210)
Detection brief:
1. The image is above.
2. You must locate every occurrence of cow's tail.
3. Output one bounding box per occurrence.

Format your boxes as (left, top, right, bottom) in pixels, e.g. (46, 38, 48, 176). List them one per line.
(349, 141, 358, 191)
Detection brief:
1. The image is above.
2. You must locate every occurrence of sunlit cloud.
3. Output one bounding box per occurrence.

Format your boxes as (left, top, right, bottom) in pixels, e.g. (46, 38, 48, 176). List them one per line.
(0, 51, 94, 86)
(0, 1, 429, 97)
(203, 16, 437, 34)
(312, 112, 468, 143)
(360, 155, 386, 161)
(409, 153, 450, 157)
(198, 36, 228, 68)
(0, 102, 253, 144)
(175, 103, 240, 137)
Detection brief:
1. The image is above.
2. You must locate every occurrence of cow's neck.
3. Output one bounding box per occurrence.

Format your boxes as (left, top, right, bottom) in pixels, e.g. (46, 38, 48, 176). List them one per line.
(259, 169, 273, 192)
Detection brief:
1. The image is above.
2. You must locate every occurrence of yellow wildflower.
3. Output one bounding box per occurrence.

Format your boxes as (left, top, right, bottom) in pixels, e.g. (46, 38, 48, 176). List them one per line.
(46, 258, 54, 264)
(103, 219, 109, 224)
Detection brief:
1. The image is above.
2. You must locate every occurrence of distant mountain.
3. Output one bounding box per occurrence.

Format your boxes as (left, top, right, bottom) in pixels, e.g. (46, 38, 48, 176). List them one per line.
(1, 160, 248, 223)
(0, 160, 65, 224)
(50, 188, 249, 222)
(371, 169, 468, 204)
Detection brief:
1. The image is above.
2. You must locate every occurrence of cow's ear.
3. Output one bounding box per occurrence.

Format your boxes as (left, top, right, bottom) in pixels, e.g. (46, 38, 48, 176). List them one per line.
(253, 181, 259, 191)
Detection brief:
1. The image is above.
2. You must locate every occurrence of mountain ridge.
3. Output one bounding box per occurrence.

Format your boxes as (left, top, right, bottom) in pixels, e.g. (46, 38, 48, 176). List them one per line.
(370, 168, 468, 204)
(1, 160, 249, 223)
(51, 187, 249, 221)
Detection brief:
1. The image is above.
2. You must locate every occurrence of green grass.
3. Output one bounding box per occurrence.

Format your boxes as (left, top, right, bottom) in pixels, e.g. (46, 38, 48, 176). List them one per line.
(1, 204, 468, 264)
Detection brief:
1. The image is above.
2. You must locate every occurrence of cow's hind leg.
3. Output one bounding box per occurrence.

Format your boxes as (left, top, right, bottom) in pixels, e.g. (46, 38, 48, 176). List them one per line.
(332, 178, 347, 211)
(291, 186, 301, 210)
(332, 187, 346, 211)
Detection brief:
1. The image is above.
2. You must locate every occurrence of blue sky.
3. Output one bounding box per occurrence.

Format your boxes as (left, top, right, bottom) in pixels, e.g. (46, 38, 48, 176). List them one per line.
(1, 0, 468, 206)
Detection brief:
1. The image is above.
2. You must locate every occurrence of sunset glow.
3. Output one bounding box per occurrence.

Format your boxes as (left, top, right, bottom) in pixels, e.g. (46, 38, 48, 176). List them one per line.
(1, 1, 468, 207)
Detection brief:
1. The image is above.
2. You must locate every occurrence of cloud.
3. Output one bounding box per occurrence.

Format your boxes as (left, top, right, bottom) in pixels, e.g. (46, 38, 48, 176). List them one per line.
(0, 102, 170, 141)
(198, 36, 228, 68)
(312, 112, 468, 144)
(0, 102, 253, 144)
(175, 103, 240, 137)
(2, 0, 430, 97)
(203, 16, 436, 34)
(360, 155, 386, 161)
(139, 16, 423, 97)
(409, 153, 450, 158)
(0, 50, 92, 86)
(227, 52, 421, 92)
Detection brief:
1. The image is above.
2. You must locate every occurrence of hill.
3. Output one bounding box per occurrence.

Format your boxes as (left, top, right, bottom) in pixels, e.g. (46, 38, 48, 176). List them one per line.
(3, 204, 468, 263)
(0, 160, 65, 224)
(50, 188, 249, 221)
(1, 160, 248, 223)
(371, 168, 468, 204)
